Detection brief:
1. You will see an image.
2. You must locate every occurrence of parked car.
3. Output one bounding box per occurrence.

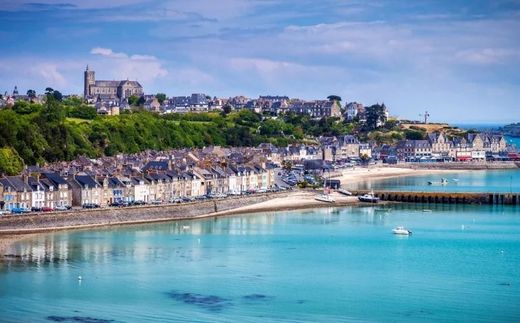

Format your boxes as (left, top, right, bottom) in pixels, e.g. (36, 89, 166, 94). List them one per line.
(10, 207, 31, 214)
(149, 199, 162, 205)
(169, 197, 183, 204)
(42, 206, 54, 212)
(109, 201, 128, 207)
(131, 200, 146, 206)
(82, 203, 100, 209)
(31, 207, 43, 212)
(54, 205, 71, 211)
(0, 210, 11, 216)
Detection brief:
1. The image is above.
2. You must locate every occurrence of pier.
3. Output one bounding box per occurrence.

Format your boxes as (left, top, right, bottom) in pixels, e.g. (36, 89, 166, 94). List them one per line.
(351, 190, 520, 205)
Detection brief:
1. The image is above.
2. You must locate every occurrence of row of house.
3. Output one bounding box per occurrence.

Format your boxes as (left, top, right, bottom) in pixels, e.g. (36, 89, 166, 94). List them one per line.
(0, 163, 275, 211)
(395, 132, 508, 161)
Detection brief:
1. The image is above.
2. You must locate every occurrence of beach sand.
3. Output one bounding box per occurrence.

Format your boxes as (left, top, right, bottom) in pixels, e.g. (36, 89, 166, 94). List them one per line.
(335, 166, 460, 184)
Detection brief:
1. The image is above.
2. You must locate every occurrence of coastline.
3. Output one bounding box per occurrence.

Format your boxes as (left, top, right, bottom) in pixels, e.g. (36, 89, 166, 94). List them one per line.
(1, 164, 517, 255)
(0, 191, 362, 255)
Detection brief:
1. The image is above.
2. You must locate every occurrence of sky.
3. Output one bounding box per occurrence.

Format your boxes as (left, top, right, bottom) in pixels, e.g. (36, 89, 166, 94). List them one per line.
(0, 0, 519, 123)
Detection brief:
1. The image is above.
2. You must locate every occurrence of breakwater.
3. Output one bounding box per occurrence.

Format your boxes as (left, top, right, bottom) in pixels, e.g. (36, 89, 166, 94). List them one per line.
(0, 193, 286, 234)
(352, 190, 520, 205)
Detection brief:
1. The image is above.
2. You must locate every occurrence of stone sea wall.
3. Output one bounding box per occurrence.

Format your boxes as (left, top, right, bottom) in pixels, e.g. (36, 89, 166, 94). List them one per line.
(0, 193, 285, 234)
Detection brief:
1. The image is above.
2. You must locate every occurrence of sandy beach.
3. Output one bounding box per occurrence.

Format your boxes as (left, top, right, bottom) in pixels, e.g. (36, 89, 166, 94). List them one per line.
(336, 165, 460, 184)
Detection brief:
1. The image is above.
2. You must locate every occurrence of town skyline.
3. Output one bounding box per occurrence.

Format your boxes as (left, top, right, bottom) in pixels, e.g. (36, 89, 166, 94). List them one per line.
(1, 0, 519, 123)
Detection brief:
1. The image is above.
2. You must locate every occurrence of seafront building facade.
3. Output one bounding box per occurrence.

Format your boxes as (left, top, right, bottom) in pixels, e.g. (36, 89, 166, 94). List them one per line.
(0, 130, 512, 211)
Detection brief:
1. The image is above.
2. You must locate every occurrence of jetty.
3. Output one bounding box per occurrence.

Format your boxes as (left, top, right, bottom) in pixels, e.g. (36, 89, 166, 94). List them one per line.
(351, 190, 520, 205)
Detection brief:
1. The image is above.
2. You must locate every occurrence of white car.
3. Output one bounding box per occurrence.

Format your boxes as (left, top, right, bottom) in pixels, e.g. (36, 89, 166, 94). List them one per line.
(0, 210, 11, 215)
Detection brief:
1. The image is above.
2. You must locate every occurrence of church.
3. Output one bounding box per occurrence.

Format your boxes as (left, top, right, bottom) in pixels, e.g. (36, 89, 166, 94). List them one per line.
(83, 66, 143, 99)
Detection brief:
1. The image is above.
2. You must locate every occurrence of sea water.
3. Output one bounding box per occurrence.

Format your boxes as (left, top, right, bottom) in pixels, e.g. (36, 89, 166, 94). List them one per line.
(348, 169, 520, 193)
(1, 204, 520, 322)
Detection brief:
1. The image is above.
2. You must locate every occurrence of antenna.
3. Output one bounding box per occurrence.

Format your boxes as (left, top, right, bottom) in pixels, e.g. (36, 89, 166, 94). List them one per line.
(419, 110, 430, 124)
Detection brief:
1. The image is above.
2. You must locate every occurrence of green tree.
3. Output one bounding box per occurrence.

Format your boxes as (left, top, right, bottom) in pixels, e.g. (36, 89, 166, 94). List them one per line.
(156, 93, 167, 104)
(137, 96, 145, 106)
(0, 147, 24, 175)
(128, 95, 140, 106)
(327, 95, 342, 103)
(364, 104, 387, 130)
(222, 104, 232, 115)
(27, 89, 36, 99)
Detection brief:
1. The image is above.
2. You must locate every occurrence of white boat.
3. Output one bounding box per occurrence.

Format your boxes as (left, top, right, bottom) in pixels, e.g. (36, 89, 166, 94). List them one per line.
(315, 194, 335, 203)
(441, 178, 448, 185)
(338, 189, 352, 196)
(358, 191, 379, 203)
(392, 226, 412, 235)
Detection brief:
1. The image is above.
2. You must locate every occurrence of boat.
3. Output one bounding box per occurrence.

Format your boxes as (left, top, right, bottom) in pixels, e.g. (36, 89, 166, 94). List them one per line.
(441, 178, 448, 185)
(452, 178, 459, 182)
(427, 181, 433, 185)
(315, 194, 335, 203)
(358, 191, 379, 203)
(338, 189, 352, 196)
(392, 226, 412, 235)
(315, 170, 335, 203)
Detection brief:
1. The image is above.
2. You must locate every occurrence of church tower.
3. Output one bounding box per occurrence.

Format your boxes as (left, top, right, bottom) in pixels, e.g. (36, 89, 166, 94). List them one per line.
(84, 65, 95, 98)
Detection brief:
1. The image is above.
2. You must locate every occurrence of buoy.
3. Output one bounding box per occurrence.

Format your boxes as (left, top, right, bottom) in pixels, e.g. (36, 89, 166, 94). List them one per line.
(78, 275, 82, 280)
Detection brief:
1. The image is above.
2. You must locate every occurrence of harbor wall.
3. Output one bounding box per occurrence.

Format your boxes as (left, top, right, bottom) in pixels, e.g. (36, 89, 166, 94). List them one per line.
(352, 190, 520, 205)
(0, 193, 284, 234)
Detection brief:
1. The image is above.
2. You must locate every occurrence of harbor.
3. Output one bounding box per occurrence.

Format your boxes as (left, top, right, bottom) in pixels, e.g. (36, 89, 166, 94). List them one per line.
(352, 190, 520, 205)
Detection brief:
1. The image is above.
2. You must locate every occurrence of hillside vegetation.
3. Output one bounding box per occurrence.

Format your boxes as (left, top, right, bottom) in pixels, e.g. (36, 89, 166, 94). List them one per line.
(0, 94, 464, 175)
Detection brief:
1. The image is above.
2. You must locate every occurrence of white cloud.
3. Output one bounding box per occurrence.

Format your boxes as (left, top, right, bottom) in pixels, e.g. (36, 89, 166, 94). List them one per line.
(90, 47, 128, 59)
(455, 48, 519, 65)
(36, 63, 68, 88)
(90, 47, 168, 83)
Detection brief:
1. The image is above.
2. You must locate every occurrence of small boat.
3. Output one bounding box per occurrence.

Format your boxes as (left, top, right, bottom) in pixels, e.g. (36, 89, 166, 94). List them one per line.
(452, 178, 459, 182)
(441, 178, 448, 185)
(358, 191, 379, 203)
(338, 189, 352, 196)
(315, 194, 335, 203)
(427, 181, 433, 185)
(182, 225, 190, 230)
(393, 226, 412, 235)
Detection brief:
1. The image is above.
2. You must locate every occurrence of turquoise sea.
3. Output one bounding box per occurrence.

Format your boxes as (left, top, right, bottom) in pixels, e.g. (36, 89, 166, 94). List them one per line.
(1, 204, 520, 322)
(348, 169, 520, 193)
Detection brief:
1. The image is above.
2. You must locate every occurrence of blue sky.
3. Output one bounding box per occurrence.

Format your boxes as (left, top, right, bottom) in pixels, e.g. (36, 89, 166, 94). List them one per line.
(1, 0, 519, 123)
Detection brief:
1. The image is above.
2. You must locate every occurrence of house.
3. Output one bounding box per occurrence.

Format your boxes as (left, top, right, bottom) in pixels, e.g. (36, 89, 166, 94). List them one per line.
(428, 133, 451, 158)
(132, 176, 150, 202)
(344, 102, 364, 121)
(41, 172, 72, 207)
(68, 175, 104, 206)
(144, 97, 161, 112)
(288, 100, 342, 119)
(0, 176, 32, 210)
(397, 140, 432, 160)
(28, 176, 45, 209)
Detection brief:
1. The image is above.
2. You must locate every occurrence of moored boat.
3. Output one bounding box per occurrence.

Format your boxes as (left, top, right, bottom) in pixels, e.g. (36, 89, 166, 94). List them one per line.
(392, 226, 412, 235)
(338, 189, 352, 196)
(315, 194, 335, 203)
(358, 191, 379, 203)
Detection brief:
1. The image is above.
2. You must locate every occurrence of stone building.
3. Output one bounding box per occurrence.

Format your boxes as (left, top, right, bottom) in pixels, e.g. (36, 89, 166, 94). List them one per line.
(84, 66, 143, 99)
